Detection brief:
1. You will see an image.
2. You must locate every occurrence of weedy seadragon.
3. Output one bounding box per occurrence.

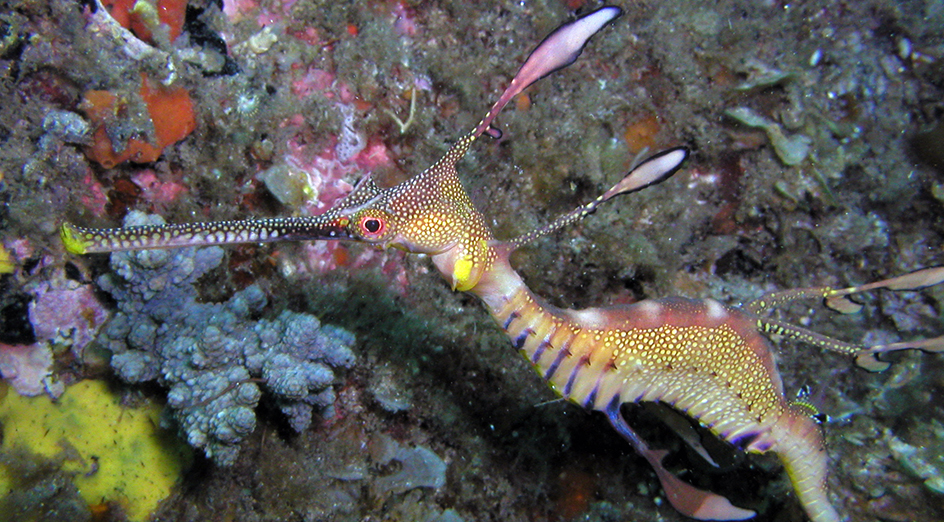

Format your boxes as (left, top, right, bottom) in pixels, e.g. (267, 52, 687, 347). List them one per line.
(62, 7, 943, 522)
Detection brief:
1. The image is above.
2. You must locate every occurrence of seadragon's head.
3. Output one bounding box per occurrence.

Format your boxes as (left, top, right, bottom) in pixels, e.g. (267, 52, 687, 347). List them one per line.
(62, 7, 626, 292)
(300, 133, 501, 292)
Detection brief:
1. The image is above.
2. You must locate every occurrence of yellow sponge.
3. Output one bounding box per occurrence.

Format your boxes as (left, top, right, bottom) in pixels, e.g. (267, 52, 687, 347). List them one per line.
(0, 380, 192, 521)
(0, 244, 13, 274)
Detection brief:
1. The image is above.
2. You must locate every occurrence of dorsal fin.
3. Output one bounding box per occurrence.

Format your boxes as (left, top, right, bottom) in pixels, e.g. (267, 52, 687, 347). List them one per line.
(334, 175, 383, 208)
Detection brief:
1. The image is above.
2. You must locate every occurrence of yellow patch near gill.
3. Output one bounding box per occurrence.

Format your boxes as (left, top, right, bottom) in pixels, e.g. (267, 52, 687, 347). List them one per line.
(452, 238, 494, 291)
(452, 256, 474, 291)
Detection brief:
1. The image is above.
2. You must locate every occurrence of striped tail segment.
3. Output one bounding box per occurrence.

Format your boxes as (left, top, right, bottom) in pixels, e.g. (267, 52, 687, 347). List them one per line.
(488, 284, 767, 520)
(491, 287, 792, 432)
(492, 284, 619, 410)
(769, 408, 841, 522)
(486, 281, 839, 520)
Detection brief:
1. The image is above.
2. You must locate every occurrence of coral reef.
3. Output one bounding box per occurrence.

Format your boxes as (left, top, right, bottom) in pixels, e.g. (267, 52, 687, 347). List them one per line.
(0, 341, 58, 397)
(0, 379, 192, 521)
(1, 251, 109, 398)
(0, 0, 940, 520)
(95, 212, 356, 465)
(27, 264, 109, 360)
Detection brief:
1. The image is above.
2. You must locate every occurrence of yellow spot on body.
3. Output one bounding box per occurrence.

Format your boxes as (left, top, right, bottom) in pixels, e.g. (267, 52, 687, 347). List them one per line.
(453, 256, 475, 291)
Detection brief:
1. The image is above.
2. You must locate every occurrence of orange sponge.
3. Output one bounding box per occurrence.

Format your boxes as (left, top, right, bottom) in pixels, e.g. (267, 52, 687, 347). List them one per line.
(82, 75, 195, 168)
(102, 0, 187, 44)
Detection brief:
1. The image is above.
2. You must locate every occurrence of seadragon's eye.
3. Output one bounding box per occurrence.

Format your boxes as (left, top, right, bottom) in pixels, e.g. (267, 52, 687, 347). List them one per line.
(363, 218, 381, 233)
(356, 214, 388, 239)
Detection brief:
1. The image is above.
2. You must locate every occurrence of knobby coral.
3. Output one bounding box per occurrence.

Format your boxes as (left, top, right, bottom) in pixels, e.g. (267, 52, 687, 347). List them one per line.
(96, 211, 356, 465)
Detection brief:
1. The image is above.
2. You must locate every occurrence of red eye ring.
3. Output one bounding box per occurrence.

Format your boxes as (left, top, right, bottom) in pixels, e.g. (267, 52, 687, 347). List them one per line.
(358, 215, 386, 237)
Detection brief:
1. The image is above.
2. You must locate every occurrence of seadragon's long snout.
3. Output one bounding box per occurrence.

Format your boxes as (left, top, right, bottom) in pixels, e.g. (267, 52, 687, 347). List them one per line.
(60, 215, 353, 254)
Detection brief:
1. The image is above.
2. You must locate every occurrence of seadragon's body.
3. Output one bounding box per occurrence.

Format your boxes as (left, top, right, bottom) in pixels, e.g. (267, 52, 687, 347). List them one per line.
(61, 7, 943, 522)
(470, 245, 831, 520)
